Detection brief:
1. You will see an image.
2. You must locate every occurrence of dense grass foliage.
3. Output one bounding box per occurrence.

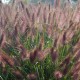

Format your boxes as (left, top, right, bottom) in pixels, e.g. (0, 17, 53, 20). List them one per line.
(0, 0, 80, 80)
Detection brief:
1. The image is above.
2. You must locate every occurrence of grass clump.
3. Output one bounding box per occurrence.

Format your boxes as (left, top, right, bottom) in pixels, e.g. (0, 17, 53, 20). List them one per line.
(0, 0, 80, 80)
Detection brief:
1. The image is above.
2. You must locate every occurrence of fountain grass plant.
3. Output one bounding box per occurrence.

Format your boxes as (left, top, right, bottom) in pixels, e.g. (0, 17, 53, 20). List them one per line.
(0, 0, 80, 80)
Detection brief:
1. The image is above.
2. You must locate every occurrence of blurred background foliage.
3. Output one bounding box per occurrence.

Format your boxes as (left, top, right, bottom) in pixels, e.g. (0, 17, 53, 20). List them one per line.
(1, 0, 78, 5)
